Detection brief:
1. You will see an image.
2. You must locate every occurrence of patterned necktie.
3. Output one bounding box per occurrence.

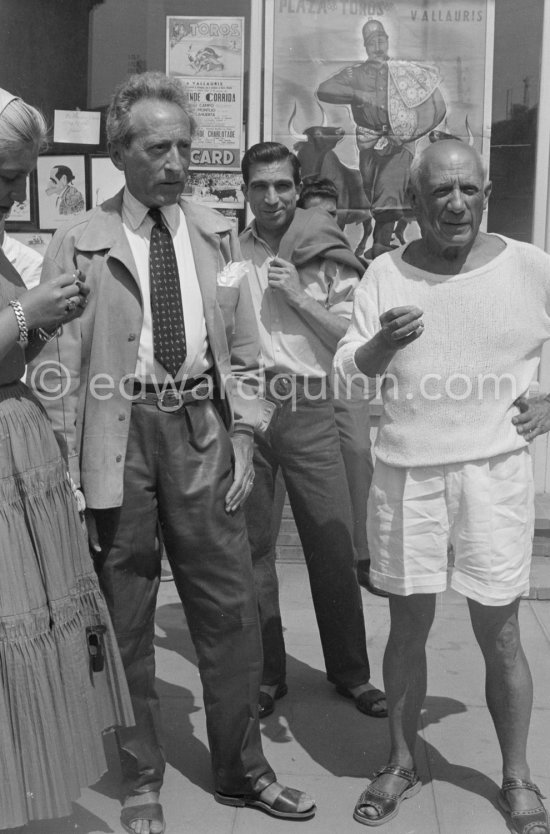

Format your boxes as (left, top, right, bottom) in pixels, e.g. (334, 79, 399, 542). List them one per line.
(149, 207, 187, 377)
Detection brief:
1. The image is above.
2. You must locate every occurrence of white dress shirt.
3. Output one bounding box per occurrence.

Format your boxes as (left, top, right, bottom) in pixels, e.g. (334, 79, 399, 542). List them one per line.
(121, 188, 211, 382)
(240, 222, 358, 377)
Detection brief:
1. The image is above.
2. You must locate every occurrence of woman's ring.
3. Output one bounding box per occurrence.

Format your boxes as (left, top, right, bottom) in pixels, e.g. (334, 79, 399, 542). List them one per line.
(65, 299, 77, 313)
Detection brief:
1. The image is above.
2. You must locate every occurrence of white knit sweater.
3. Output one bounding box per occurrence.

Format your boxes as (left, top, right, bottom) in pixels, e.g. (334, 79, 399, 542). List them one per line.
(334, 236, 550, 467)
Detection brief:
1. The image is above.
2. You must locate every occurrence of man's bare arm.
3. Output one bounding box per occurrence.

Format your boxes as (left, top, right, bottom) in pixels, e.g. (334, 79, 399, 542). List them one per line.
(267, 257, 348, 351)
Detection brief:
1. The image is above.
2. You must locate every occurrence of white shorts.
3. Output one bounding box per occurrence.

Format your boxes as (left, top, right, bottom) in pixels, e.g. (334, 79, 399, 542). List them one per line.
(367, 449, 534, 605)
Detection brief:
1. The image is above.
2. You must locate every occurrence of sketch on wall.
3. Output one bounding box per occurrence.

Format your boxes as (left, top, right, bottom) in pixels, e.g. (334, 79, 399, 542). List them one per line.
(37, 156, 87, 229)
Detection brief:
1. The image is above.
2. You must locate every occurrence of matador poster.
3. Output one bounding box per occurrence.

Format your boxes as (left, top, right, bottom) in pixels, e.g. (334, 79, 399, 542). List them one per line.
(265, 0, 492, 256)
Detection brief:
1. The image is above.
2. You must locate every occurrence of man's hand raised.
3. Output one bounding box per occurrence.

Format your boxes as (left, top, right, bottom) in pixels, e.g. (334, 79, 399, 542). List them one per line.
(354, 306, 424, 378)
(267, 257, 304, 307)
(379, 306, 424, 349)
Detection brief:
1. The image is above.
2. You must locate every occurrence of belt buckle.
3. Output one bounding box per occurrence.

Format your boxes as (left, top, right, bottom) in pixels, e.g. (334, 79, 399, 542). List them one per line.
(156, 389, 184, 412)
(273, 375, 294, 398)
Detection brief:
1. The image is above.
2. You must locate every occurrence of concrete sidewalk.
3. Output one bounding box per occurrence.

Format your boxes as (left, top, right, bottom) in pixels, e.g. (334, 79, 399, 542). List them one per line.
(10, 561, 550, 834)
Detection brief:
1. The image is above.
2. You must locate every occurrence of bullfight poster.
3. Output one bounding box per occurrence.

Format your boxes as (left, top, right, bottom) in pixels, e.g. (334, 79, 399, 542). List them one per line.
(185, 171, 245, 209)
(264, 0, 493, 255)
(166, 16, 244, 171)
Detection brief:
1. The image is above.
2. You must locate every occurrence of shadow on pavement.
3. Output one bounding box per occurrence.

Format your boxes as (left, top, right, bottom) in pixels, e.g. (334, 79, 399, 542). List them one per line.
(157, 677, 212, 792)
(152, 600, 499, 809)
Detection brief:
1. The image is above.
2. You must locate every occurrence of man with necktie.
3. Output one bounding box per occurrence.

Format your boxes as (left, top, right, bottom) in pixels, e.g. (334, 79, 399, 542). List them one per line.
(30, 72, 314, 834)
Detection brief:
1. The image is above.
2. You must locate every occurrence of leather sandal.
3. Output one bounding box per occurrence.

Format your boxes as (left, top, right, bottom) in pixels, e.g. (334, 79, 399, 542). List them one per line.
(498, 777, 549, 834)
(336, 685, 388, 718)
(354, 764, 421, 826)
(120, 801, 165, 834)
(215, 784, 315, 820)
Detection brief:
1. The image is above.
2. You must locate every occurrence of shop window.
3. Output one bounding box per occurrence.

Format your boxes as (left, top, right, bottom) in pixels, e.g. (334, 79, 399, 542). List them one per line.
(487, 0, 543, 242)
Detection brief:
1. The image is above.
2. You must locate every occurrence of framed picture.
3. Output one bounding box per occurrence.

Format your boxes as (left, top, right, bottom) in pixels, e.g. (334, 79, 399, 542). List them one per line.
(184, 171, 244, 209)
(4, 174, 35, 229)
(1, 230, 52, 290)
(264, 0, 494, 256)
(89, 155, 126, 206)
(6, 230, 53, 258)
(36, 155, 87, 229)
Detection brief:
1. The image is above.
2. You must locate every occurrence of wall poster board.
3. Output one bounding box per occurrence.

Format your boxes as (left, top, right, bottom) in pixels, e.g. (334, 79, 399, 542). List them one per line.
(166, 15, 245, 172)
(264, 0, 494, 256)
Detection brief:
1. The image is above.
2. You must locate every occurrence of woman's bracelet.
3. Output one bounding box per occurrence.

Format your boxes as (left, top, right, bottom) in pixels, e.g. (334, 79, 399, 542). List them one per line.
(9, 299, 29, 345)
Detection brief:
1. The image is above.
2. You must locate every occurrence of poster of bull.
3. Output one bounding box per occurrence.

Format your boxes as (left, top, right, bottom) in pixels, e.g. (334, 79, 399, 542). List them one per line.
(184, 171, 246, 230)
(264, 0, 493, 259)
(185, 171, 245, 208)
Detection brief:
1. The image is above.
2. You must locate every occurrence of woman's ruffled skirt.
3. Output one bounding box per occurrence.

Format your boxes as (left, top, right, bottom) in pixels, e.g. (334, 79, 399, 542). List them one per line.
(0, 382, 133, 828)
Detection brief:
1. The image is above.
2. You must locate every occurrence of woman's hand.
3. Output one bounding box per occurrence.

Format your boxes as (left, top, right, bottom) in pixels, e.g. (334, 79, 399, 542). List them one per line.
(19, 270, 89, 331)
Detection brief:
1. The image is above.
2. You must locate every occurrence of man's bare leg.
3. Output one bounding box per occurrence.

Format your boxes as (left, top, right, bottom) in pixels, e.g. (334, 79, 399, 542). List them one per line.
(360, 593, 436, 821)
(468, 597, 547, 832)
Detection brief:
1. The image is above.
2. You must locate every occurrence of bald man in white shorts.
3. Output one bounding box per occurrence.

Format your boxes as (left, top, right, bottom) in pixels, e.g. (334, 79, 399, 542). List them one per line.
(335, 139, 550, 834)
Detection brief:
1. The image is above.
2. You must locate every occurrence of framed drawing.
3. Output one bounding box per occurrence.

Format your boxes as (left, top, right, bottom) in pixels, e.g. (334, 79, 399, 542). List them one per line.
(36, 155, 87, 229)
(6, 230, 53, 258)
(1, 230, 52, 290)
(89, 155, 126, 206)
(264, 0, 494, 257)
(4, 174, 34, 229)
